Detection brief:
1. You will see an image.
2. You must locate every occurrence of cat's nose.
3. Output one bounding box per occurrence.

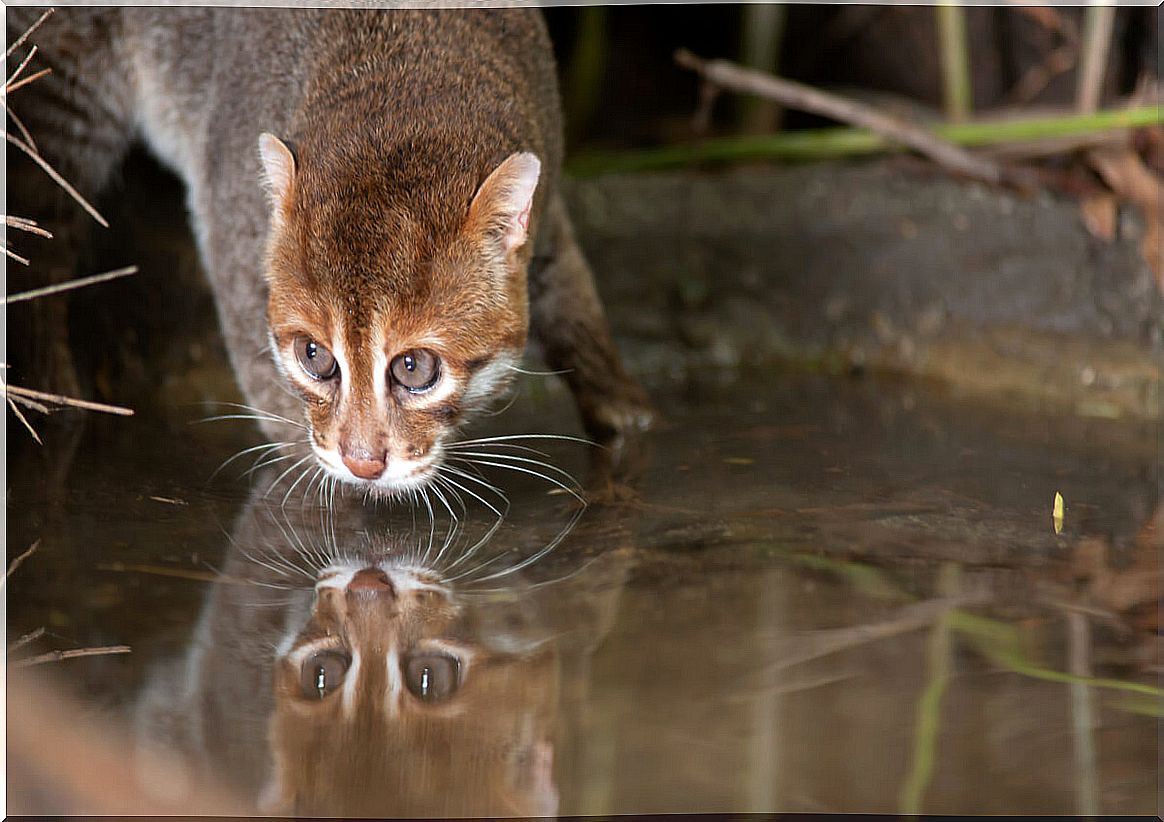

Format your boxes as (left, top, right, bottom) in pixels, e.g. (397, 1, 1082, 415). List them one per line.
(347, 568, 395, 597)
(341, 448, 386, 480)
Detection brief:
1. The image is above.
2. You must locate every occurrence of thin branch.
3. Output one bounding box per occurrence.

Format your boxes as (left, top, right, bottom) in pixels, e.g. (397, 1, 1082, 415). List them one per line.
(5, 44, 39, 92)
(11, 644, 132, 668)
(8, 627, 46, 654)
(6, 132, 109, 228)
(5, 104, 39, 152)
(6, 265, 138, 304)
(1076, 5, 1116, 113)
(96, 562, 236, 584)
(8, 392, 51, 414)
(4, 246, 31, 266)
(674, 48, 1005, 185)
(6, 66, 52, 95)
(8, 397, 42, 443)
(5, 539, 41, 585)
(5, 384, 134, 416)
(5, 9, 55, 61)
(5, 215, 52, 239)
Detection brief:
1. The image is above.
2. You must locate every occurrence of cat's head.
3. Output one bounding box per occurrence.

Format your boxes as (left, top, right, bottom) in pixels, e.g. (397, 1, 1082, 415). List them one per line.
(257, 133, 540, 495)
(260, 559, 559, 818)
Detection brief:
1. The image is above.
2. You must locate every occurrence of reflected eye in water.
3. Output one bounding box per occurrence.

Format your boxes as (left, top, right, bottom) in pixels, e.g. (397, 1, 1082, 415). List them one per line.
(403, 653, 461, 703)
(299, 650, 350, 699)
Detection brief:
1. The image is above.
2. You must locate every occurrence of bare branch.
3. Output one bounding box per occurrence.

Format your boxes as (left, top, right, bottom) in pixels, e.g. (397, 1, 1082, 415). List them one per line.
(8, 627, 46, 654)
(5, 44, 40, 92)
(5, 9, 55, 61)
(1077, 5, 1116, 113)
(674, 49, 1006, 186)
(6, 265, 138, 304)
(5, 215, 52, 239)
(7, 392, 51, 414)
(5, 539, 41, 585)
(5, 384, 134, 416)
(4, 246, 31, 266)
(7, 397, 42, 443)
(5, 104, 39, 152)
(11, 644, 132, 668)
(7, 132, 109, 228)
(6, 66, 52, 95)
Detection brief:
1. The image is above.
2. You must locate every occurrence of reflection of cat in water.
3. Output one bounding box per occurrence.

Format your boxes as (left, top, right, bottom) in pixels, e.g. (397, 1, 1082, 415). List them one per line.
(135, 473, 629, 817)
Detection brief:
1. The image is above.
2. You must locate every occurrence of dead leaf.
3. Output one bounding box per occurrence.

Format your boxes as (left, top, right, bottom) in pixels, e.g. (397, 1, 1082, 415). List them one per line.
(1079, 193, 1117, 242)
(1070, 505, 1162, 616)
(1087, 147, 1164, 296)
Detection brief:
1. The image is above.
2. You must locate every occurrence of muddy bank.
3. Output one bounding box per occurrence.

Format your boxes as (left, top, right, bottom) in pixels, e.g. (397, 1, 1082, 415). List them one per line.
(565, 161, 1163, 420)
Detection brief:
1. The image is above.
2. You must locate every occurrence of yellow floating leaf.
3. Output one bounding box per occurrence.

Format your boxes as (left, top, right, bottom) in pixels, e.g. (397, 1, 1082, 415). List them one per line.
(1052, 491, 1065, 535)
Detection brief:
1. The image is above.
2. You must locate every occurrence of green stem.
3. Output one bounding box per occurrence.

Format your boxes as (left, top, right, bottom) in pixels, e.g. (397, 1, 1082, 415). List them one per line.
(899, 564, 961, 815)
(950, 610, 1164, 699)
(567, 104, 1163, 176)
(937, 2, 973, 122)
(899, 603, 953, 814)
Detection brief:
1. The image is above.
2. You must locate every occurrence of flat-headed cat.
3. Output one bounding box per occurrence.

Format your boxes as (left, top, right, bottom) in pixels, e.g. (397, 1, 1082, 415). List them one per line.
(6, 8, 652, 495)
(133, 475, 630, 816)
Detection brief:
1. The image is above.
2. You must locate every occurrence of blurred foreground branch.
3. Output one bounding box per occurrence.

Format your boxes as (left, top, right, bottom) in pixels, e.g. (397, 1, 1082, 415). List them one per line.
(674, 48, 1006, 185)
(568, 104, 1163, 176)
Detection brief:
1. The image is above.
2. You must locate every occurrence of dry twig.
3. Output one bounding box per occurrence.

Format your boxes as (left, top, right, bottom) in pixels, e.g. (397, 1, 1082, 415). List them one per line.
(5, 384, 134, 416)
(6, 66, 51, 96)
(6, 105, 38, 152)
(4, 9, 54, 61)
(5, 215, 52, 239)
(8, 627, 47, 655)
(6, 265, 138, 305)
(4, 540, 41, 586)
(5, 44, 41, 92)
(674, 49, 1010, 186)
(6, 132, 109, 228)
(7, 397, 43, 443)
(1077, 5, 1116, 113)
(11, 645, 132, 669)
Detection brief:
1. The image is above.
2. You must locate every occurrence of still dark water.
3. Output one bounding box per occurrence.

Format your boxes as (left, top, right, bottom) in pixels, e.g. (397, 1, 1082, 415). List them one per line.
(6, 369, 1159, 815)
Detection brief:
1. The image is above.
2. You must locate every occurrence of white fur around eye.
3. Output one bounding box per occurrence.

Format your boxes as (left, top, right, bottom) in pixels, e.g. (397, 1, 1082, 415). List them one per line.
(275, 333, 349, 398)
(462, 352, 519, 408)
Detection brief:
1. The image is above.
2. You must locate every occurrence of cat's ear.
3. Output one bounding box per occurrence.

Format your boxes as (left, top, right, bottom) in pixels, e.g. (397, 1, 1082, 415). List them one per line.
(468, 152, 541, 254)
(258, 133, 297, 221)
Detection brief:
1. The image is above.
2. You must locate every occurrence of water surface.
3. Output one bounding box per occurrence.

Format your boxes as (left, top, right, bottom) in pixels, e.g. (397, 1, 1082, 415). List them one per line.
(6, 369, 1159, 815)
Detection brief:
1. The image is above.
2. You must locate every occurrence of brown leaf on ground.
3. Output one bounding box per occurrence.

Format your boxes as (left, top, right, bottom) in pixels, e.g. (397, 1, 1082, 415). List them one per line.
(1070, 504, 1162, 622)
(1086, 146, 1164, 296)
(1079, 192, 1118, 242)
(1132, 125, 1164, 177)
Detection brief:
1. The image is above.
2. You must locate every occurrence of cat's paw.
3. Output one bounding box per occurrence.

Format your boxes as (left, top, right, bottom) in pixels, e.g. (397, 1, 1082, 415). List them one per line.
(583, 390, 657, 440)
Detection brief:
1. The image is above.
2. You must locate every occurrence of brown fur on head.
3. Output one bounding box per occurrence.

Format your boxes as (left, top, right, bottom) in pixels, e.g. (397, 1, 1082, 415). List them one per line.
(259, 132, 541, 494)
(261, 562, 559, 818)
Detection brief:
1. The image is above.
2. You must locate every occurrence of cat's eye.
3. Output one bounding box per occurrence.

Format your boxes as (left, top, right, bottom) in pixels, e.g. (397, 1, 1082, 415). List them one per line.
(403, 653, 460, 703)
(389, 349, 440, 392)
(299, 650, 350, 699)
(293, 336, 338, 380)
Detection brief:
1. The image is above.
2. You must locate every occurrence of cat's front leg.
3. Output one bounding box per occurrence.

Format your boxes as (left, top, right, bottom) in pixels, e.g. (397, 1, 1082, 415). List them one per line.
(528, 194, 655, 440)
